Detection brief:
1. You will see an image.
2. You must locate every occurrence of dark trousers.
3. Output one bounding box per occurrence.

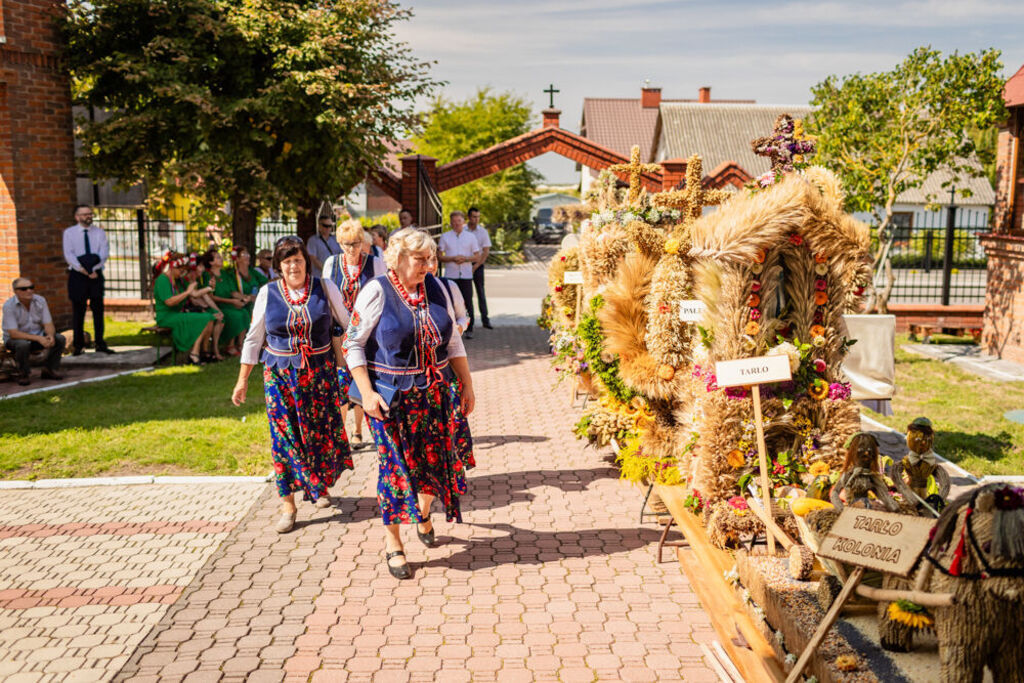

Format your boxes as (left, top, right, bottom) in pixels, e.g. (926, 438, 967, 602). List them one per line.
(6, 335, 65, 375)
(452, 278, 475, 332)
(68, 270, 105, 349)
(472, 265, 489, 326)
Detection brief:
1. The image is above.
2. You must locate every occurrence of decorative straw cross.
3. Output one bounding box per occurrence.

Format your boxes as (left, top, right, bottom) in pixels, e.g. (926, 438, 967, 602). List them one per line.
(608, 145, 662, 205)
(751, 114, 816, 175)
(652, 154, 732, 224)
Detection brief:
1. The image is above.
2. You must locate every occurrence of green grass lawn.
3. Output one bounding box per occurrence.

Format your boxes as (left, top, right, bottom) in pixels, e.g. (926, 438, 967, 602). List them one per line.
(866, 342, 1024, 477)
(0, 361, 270, 479)
(85, 318, 159, 347)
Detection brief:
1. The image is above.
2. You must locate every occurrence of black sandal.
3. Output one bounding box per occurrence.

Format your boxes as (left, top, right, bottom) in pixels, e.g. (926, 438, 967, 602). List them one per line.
(385, 550, 412, 580)
(417, 521, 437, 548)
(188, 352, 204, 366)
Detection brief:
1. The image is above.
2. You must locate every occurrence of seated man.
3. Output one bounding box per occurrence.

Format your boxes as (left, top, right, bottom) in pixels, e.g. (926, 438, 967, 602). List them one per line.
(2, 277, 66, 385)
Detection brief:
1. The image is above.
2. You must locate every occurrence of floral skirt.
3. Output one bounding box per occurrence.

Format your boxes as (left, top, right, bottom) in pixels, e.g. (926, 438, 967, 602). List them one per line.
(264, 358, 353, 502)
(367, 377, 475, 525)
(336, 364, 357, 405)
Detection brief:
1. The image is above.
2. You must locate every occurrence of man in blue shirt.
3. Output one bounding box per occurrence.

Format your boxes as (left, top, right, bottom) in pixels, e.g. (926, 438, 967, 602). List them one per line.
(62, 204, 114, 355)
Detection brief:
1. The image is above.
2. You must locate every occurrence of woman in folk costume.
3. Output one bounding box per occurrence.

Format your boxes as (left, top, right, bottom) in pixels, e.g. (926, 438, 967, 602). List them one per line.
(323, 219, 386, 447)
(345, 228, 476, 579)
(231, 236, 353, 534)
(152, 251, 219, 365)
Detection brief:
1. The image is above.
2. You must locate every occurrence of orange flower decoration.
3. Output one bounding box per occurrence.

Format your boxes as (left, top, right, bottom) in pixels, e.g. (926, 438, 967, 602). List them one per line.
(748, 293, 761, 307)
(810, 324, 825, 338)
(753, 248, 767, 264)
(658, 364, 676, 381)
(727, 450, 746, 468)
(814, 291, 828, 306)
(814, 253, 828, 264)
(744, 321, 760, 335)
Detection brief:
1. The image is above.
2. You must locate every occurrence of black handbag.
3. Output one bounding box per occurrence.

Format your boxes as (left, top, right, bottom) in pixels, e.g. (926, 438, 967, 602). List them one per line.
(347, 347, 416, 410)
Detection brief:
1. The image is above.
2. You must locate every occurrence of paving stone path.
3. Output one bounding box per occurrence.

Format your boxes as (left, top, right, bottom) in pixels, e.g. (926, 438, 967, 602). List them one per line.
(2, 325, 718, 682)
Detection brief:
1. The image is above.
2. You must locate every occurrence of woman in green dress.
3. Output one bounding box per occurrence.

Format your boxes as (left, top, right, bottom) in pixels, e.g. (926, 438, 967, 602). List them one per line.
(153, 252, 218, 365)
(199, 249, 246, 357)
(216, 246, 268, 354)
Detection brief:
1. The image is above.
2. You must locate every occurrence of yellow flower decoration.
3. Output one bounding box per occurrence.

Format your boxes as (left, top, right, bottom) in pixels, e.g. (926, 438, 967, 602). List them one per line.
(808, 461, 830, 477)
(658, 364, 676, 381)
(727, 450, 746, 468)
(744, 321, 760, 335)
(814, 263, 828, 276)
(834, 655, 859, 672)
(809, 378, 829, 401)
(887, 601, 933, 629)
(664, 238, 680, 255)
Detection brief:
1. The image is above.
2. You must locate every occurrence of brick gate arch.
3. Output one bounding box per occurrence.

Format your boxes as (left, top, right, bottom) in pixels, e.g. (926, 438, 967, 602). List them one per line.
(370, 109, 751, 225)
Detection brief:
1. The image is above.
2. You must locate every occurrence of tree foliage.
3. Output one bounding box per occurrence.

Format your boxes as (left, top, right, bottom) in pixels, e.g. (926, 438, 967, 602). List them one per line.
(64, 0, 439, 250)
(413, 88, 542, 224)
(807, 47, 1007, 310)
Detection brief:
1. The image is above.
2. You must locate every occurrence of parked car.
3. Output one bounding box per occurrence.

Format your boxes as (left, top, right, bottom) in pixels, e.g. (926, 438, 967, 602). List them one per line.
(532, 208, 566, 244)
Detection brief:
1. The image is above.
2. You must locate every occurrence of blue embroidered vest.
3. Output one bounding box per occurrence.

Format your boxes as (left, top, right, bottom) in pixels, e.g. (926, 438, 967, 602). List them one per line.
(329, 254, 377, 304)
(364, 274, 453, 390)
(261, 277, 333, 370)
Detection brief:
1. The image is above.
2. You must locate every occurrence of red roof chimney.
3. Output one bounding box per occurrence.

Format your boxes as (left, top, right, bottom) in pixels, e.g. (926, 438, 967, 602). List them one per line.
(641, 85, 662, 109)
(698, 86, 711, 103)
(542, 108, 561, 128)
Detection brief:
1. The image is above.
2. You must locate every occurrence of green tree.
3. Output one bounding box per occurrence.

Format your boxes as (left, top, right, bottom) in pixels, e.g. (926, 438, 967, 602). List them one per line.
(64, 0, 439, 251)
(808, 47, 1007, 311)
(413, 88, 542, 225)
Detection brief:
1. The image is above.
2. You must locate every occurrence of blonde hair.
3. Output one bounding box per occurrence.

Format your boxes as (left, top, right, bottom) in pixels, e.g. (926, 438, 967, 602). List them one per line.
(336, 219, 364, 243)
(362, 230, 373, 245)
(384, 228, 436, 270)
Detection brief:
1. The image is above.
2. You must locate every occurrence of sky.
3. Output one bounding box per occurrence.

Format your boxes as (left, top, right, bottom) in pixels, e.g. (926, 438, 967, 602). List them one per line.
(393, 0, 1024, 184)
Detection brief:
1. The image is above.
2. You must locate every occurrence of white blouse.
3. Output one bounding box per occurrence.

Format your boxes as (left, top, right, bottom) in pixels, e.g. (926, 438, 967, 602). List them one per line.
(240, 278, 349, 366)
(343, 278, 466, 369)
(321, 254, 386, 283)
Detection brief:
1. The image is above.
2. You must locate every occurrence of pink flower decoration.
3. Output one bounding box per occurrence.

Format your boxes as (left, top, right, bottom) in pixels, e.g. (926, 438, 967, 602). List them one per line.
(815, 279, 827, 291)
(751, 281, 762, 292)
(813, 358, 827, 373)
(750, 308, 762, 320)
(727, 496, 749, 510)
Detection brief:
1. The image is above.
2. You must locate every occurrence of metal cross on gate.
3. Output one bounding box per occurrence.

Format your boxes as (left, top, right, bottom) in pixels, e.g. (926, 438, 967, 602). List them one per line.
(652, 154, 732, 225)
(608, 145, 663, 205)
(543, 83, 560, 109)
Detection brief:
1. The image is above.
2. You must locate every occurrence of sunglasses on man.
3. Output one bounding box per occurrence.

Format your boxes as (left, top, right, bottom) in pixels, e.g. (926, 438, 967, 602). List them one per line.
(15, 285, 34, 291)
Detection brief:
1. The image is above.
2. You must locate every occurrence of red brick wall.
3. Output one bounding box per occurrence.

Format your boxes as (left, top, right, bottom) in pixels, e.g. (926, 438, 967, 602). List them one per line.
(994, 108, 1022, 234)
(0, 0, 77, 328)
(980, 233, 1024, 363)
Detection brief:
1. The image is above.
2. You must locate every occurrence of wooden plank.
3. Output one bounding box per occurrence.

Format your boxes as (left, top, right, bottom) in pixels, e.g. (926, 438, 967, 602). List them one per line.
(657, 485, 785, 683)
(745, 496, 796, 550)
(751, 385, 776, 555)
(784, 566, 865, 683)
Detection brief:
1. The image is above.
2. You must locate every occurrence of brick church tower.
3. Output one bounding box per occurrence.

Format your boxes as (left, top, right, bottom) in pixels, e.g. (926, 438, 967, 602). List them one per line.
(0, 0, 78, 326)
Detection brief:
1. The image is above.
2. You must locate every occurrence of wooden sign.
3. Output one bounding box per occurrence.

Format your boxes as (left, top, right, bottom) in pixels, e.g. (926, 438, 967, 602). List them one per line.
(678, 300, 707, 322)
(563, 270, 583, 284)
(714, 355, 792, 555)
(715, 355, 792, 388)
(818, 508, 934, 577)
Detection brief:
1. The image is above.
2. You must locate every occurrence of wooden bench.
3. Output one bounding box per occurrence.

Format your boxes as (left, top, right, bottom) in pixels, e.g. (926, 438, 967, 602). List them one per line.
(140, 325, 178, 364)
(908, 323, 982, 344)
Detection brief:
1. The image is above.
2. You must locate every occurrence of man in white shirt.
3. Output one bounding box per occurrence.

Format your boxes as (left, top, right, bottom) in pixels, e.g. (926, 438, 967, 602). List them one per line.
(437, 210, 480, 338)
(306, 213, 341, 273)
(3, 277, 66, 385)
(62, 204, 113, 355)
(466, 207, 492, 329)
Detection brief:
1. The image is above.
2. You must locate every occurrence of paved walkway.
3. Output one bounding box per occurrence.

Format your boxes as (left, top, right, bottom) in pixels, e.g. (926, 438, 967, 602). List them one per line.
(1, 325, 717, 682)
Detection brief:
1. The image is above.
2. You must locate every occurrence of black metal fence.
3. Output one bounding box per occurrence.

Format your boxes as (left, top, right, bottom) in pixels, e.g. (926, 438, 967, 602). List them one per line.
(95, 206, 298, 298)
(878, 207, 990, 305)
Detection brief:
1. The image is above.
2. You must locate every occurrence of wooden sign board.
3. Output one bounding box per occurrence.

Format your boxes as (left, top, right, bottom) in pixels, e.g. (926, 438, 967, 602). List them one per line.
(818, 508, 934, 577)
(678, 300, 707, 322)
(715, 354, 792, 389)
(563, 270, 583, 284)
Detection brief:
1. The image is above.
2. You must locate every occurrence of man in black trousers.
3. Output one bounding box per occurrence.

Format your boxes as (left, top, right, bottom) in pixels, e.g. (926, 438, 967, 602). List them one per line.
(466, 207, 492, 329)
(62, 204, 114, 355)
